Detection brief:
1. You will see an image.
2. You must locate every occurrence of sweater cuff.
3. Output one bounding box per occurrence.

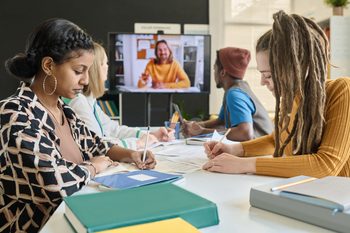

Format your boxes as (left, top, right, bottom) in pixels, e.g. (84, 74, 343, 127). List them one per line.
(136, 130, 141, 138)
(79, 165, 92, 187)
(120, 139, 128, 148)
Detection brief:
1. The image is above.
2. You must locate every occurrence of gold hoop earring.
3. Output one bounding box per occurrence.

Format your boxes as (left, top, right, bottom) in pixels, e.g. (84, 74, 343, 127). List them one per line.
(43, 73, 57, 95)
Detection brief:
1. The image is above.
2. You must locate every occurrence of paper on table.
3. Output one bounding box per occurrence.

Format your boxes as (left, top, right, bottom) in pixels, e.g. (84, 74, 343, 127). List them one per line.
(167, 156, 209, 167)
(146, 139, 184, 149)
(154, 144, 205, 156)
(95, 163, 129, 177)
(211, 130, 239, 145)
(118, 159, 176, 174)
(161, 160, 202, 174)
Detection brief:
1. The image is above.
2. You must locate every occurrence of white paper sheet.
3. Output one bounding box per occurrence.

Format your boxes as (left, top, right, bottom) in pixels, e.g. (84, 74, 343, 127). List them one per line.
(94, 163, 129, 177)
(154, 144, 205, 156)
(211, 130, 239, 145)
(146, 139, 184, 149)
(160, 160, 202, 174)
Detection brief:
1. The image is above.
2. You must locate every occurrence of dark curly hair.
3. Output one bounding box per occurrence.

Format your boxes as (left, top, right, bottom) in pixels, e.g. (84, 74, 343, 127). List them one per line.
(5, 18, 94, 80)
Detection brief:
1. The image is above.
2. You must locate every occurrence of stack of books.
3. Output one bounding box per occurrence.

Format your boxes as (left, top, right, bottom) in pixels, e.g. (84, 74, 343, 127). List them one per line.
(63, 183, 219, 232)
(97, 100, 119, 117)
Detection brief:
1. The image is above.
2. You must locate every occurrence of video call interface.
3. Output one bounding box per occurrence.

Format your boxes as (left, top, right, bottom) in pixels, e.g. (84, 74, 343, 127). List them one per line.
(108, 33, 211, 93)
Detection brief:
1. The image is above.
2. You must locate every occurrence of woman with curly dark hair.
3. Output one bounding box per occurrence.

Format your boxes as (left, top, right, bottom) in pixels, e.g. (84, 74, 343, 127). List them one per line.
(0, 18, 156, 232)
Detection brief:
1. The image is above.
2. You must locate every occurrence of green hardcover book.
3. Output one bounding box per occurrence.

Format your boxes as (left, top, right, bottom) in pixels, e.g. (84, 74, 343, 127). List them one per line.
(108, 100, 119, 116)
(63, 183, 219, 233)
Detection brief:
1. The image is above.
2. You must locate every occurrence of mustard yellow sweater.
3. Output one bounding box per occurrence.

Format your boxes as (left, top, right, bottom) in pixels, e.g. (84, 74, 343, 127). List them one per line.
(241, 77, 350, 178)
(138, 59, 191, 89)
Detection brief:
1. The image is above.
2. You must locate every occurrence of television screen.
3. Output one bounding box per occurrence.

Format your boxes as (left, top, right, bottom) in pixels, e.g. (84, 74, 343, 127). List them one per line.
(107, 33, 211, 93)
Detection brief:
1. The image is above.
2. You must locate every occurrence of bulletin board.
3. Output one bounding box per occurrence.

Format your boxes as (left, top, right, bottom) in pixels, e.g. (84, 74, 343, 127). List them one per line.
(137, 35, 157, 59)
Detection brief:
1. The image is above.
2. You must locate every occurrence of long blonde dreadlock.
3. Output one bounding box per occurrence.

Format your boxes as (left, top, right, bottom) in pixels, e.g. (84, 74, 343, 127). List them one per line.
(256, 10, 329, 157)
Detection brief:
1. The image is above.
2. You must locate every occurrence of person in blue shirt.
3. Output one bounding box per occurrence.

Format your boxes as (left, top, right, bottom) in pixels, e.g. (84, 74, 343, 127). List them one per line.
(183, 47, 273, 141)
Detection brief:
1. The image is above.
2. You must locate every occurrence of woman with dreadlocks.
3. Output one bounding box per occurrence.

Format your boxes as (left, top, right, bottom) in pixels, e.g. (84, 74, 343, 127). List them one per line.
(202, 10, 350, 178)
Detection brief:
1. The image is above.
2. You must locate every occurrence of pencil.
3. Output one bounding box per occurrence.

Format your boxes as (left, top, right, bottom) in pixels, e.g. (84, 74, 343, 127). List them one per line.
(142, 126, 150, 163)
(270, 177, 316, 191)
(208, 128, 231, 157)
(171, 111, 179, 129)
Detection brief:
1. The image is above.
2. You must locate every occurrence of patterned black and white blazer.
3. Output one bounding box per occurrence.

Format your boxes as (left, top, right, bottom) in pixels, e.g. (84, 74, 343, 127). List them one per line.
(0, 82, 115, 233)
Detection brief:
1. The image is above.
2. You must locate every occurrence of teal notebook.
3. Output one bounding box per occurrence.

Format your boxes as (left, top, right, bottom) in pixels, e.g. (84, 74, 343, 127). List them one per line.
(63, 183, 219, 233)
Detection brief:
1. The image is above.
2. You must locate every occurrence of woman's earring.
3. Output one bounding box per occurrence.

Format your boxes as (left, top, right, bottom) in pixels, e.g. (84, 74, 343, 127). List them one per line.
(43, 73, 57, 95)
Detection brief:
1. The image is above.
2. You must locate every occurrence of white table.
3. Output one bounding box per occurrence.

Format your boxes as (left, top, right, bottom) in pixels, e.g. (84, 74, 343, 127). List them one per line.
(40, 145, 334, 233)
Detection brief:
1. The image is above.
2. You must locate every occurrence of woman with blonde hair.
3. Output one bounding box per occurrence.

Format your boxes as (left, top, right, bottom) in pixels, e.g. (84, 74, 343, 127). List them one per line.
(69, 42, 175, 149)
(202, 10, 350, 178)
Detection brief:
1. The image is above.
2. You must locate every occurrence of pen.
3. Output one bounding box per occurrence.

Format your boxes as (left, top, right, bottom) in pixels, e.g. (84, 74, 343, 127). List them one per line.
(164, 122, 169, 139)
(142, 126, 150, 163)
(208, 128, 231, 157)
(270, 177, 316, 191)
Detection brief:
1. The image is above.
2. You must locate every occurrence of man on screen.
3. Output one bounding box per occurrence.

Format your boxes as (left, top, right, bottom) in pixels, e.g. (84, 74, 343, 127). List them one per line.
(138, 40, 191, 89)
(183, 47, 273, 141)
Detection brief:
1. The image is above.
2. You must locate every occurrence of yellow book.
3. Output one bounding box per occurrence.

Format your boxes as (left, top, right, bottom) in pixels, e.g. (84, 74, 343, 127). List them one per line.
(105, 100, 115, 117)
(95, 218, 200, 233)
(98, 100, 107, 115)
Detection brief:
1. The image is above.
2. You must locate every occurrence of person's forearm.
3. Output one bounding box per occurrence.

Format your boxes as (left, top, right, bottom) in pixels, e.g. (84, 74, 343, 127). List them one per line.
(243, 157, 257, 174)
(201, 119, 225, 129)
(106, 145, 133, 162)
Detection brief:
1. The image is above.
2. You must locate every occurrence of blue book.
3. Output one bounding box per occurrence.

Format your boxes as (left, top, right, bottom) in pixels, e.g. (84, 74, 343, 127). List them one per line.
(92, 170, 183, 190)
(279, 191, 343, 214)
(101, 100, 112, 116)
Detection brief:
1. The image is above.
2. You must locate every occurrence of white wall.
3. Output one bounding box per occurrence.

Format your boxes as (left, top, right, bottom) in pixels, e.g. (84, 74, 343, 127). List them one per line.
(208, 0, 289, 115)
(208, 0, 350, 116)
(293, 0, 350, 22)
(209, 0, 225, 115)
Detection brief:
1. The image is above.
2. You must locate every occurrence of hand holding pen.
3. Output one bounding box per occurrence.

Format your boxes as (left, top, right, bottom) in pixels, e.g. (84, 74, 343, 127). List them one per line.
(150, 126, 175, 142)
(208, 128, 231, 155)
(204, 139, 245, 159)
(204, 129, 234, 159)
(130, 150, 156, 170)
(137, 126, 157, 170)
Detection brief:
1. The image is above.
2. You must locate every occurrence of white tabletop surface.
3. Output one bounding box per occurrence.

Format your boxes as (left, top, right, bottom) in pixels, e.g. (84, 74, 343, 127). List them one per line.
(40, 144, 334, 233)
